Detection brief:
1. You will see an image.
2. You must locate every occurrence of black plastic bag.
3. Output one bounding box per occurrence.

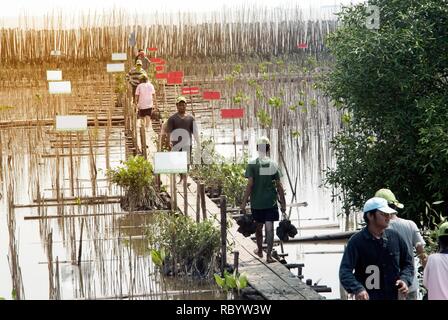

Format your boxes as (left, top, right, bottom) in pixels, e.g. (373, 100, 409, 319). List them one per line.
(276, 219, 298, 242)
(236, 214, 257, 237)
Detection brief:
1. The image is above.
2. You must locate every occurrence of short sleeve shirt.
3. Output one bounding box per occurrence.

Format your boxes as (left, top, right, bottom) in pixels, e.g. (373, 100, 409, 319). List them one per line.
(244, 157, 282, 209)
(388, 218, 426, 292)
(135, 82, 155, 109)
(166, 113, 197, 149)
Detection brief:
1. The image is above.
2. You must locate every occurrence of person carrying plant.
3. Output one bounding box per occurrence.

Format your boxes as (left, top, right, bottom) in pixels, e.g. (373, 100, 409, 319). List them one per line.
(375, 188, 428, 300)
(239, 136, 287, 264)
(423, 222, 448, 300)
(339, 197, 414, 300)
(126, 59, 147, 103)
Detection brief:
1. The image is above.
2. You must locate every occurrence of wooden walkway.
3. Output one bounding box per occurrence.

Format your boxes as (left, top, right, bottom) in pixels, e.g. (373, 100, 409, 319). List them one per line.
(157, 171, 321, 300)
(131, 73, 323, 300)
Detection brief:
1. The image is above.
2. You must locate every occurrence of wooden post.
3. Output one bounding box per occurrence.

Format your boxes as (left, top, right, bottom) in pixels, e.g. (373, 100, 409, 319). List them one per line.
(140, 126, 147, 159)
(183, 174, 188, 216)
(233, 251, 239, 274)
(232, 118, 237, 162)
(220, 195, 227, 273)
(196, 187, 201, 223)
(200, 183, 207, 220)
(69, 133, 75, 197)
(47, 231, 54, 299)
(0, 134, 3, 182)
(172, 174, 177, 211)
(77, 218, 84, 266)
(169, 175, 174, 212)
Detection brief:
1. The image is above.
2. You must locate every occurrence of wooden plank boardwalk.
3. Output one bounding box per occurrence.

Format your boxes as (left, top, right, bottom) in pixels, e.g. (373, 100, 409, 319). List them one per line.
(134, 77, 323, 300)
(156, 171, 321, 300)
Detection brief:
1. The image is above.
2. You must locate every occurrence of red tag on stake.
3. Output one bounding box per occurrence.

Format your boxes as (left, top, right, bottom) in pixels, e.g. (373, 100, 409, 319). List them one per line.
(147, 47, 158, 52)
(182, 87, 200, 95)
(150, 58, 166, 64)
(221, 108, 244, 119)
(169, 71, 184, 78)
(155, 73, 168, 79)
(155, 65, 164, 72)
(167, 77, 183, 85)
(203, 91, 221, 100)
(297, 43, 308, 49)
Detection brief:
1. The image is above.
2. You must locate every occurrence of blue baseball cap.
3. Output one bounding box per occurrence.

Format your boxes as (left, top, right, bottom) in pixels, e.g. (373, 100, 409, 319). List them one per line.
(363, 197, 397, 214)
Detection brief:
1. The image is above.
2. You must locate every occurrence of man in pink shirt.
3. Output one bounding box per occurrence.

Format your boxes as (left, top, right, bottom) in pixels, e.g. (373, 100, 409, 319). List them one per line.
(423, 222, 448, 300)
(135, 74, 155, 131)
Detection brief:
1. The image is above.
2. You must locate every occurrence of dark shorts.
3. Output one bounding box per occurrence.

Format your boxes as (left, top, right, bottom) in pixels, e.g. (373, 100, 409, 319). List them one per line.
(251, 207, 279, 223)
(138, 108, 152, 118)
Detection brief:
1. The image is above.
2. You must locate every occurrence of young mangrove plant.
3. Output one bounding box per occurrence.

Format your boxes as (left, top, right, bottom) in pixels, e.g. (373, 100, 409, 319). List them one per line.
(107, 155, 164, 211)
(147, 213, 221, 278)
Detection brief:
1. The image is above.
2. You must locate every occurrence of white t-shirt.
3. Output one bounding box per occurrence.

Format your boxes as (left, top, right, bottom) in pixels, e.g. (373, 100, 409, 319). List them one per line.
(423, 253, 448, 300)
(135, 82, 155, 109)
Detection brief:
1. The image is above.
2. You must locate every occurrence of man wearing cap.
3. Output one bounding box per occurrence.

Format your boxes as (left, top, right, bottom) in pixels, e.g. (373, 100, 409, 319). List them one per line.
(239, 136, 287, 264)
(375, 188, 427, 300)
(126, 60, 148, 103)
(135, 49, 151, 73)
(135, 74, 155, 131)
(423, 222, 448, 300)
(339, 197, 414, 300)
(165, 96, 200, 181)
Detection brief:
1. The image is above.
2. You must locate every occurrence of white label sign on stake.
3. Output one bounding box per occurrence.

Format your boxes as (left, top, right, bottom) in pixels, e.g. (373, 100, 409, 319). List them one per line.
(49, 81, 72, 94)
(107, 63, 125, 73)
(46, 70, 63, 81)
(50, 50, 62, 56)
(55, 115, 88, 131)
(154, 152, 188, 174)
(112, 53, 127, 61)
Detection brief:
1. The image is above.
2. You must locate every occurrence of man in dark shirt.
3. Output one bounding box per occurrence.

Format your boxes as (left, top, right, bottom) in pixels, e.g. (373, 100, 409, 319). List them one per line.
(165, 96, 200, 181)
(339, 197, 414, 300)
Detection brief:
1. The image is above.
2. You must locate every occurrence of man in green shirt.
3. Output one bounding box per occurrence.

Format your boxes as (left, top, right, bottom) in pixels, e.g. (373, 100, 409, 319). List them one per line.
(240, 136, 287, 263)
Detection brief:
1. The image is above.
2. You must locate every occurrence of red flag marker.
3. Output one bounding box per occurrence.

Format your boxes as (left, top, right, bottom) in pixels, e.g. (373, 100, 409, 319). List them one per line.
(182, 87, 200, 95)
(297, 43, 308, 49)
(167, 77, 183, 85)
(147, 47, 158, 52)
(221, 108, 244, 119)
(155, 65, 164, 72)
(203, 91, 221, 100)
(155, 73, 168, 79)
(150, 58, 166, 64)
(169, 71, 184, 78)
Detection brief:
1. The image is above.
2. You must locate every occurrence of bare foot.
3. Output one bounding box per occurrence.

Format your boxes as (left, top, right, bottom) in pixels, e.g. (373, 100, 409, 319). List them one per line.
(266, 256, 275, 264)
(253, 249, 263, 258)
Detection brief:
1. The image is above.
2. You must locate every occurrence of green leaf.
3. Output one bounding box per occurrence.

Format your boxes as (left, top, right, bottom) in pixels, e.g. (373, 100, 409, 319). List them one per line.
(224, 272, 237, 289)
(237, 273, 248, 290)
(150, 249, 164, 267)
(214, 274, 226, 288)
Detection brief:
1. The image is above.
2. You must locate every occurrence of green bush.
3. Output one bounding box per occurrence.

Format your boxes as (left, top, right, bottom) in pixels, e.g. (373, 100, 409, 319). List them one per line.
(323, 0, 448, 226)
(107, 156, 162, 210)
(147, 213, 221, 277)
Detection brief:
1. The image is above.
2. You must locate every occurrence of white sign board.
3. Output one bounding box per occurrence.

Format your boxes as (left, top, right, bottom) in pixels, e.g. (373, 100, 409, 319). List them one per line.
(154, 152, 188, 174)
(107, 63, 125, 73)
(55, 115, 88, 131)
(112, 53, 127, 61)
(50, 50, 62, 56)
(46, 70, 62, 81)
(49, 81, 72, 94)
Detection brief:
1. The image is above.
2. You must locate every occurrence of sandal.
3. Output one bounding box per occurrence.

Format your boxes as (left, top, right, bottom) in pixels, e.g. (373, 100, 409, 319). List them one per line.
(266, 256, 275, 264)
(253, 249, 263, 258)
